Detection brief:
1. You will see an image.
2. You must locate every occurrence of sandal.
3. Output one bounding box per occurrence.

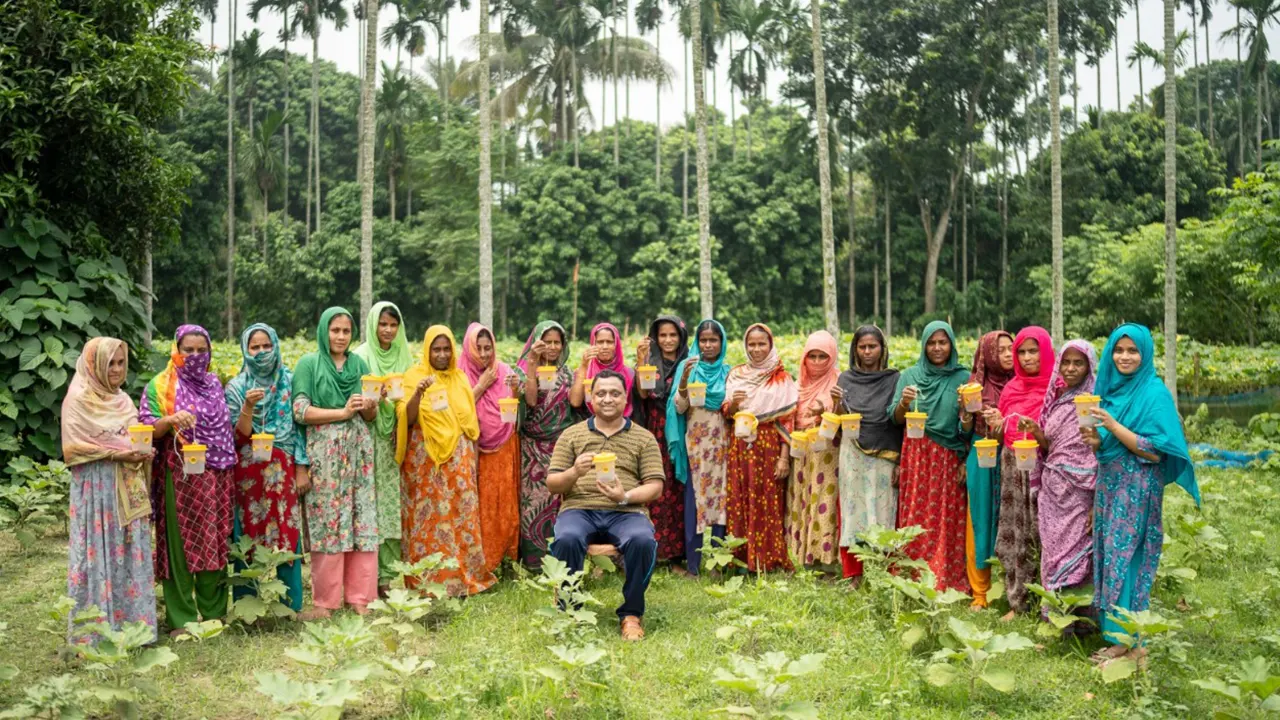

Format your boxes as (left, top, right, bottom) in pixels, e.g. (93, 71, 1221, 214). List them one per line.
(620, 615, 645, 642)
(297, 607, 333, 622)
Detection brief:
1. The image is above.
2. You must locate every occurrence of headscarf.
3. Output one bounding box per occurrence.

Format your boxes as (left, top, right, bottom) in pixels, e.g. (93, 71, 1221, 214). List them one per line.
(643, 315, 689, 401)
(1095, 323, 1199, 504)
(61, 337, 150, 525)
(516, 321, 577, 441)
(396, 325, 480, 465)
(141, 325, 236, 469)
(584, 322, 636, 418)
(1030, 339, 1099, 491)
(888, 320, 970, 452)
(725, 323, 798, 423)
(665, 319, 730, 483)
(293, 307, 368, 410)
(795, 330, 841, 430)
(224, 323, 300, 460)
(353, 301, 414, 438)
(836, 325, 903, 454)
(968, 330, 1015, 438)
(998, 326, 1055, 448)
(458, 322, 516, 452)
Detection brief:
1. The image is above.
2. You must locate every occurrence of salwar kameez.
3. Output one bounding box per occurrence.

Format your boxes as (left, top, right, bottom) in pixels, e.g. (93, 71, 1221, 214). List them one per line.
(371, 428, 404, 584)
(401, 428, 496, 596)
(896, 435, 969, 593)
(296, 401, 379, 610)
(676, 399, 730, 574)
(230, 438, 305, 611)
(964, 438, 1000, 606)
(520, 435, 561, 567)
(151, 449, 232, 629)
(787, 443, 840, 566)
(1093, 437, 1163, 643)
(725, 423, 791, 573)
(67, 460, 156, 642)
(477, 433, 521, 573)
(837, 440, 898, 577)
(995, 446, 1038, 612)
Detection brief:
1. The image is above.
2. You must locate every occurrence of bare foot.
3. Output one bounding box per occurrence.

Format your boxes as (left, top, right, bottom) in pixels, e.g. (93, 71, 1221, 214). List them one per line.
(1000, 610, 1018, 623)
(969, 603, 987, 612)
(168, 628, 189, 640)
(297, 607, 332, 622)
(1090, 645, 1128, 665)
(349, 605, 370, 616)
(670, 565, 691, 578)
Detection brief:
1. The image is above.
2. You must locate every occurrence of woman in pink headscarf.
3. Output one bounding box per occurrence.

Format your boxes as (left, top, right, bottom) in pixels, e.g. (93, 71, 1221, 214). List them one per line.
(570, 322, 636, 417)
(786, 330, 842, 567)
(991, 326, 1054, 618)
(459, 322, 523, 574)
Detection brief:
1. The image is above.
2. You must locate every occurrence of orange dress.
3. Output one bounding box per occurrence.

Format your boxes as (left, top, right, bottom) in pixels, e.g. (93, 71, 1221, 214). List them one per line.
(477, 433, 521, 573)
(400, 426, 496, 597)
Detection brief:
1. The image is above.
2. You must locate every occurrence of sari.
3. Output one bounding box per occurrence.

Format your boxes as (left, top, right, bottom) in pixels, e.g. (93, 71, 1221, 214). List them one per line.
(889, 321, 971, 592)
(583, 322, 636, 417)
(397, 326, 494, 596)
(787, 331, 841, 566)
(459, 322, 521, 573)
(963, 330, 1013, 606)
(724, 323, 798, 572)
(636, 315, 690, 561)
(516, 321, 577, 567)
(63, 338, 156, 640)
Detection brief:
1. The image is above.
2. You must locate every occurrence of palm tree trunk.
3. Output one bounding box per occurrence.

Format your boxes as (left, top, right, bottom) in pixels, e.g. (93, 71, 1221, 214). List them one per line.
(683, 38, 689, 218)
(389, 168, 396, 222)
(226, 0, 237, 340)
(498, 8, 505, 203)
(1096, 51, 1102, 128)
(1135, 0, 1145, 111)
(1256, 71, 1263, 171)
(1191, 2, 1200, 134)
(560, 62, 568, 151)
(572, 53, 580, 167)
(846, 139, 856, 326)
(283, 7, 290, 233)
(711, 67, 718, 164)
(883, 182, 892, 337)
(143, 237, 152, 344)
(1072, 52, 1079, 129)
(811, 0, 838, 335)
(1115, 15, 1122, 111)
(312, 22, 321, 233)
(1162, 0, 1178, 393)
(478, 0, 494, 327)
(655, 26, 662, 187)
(745, 49, 753, 161)
(359, 0, 379, 320)
(1049, 0, 1064, 343)
(691, 0, 713, 318)
(1237, 5, 1244, 173)
(444, 14, 451, 130)
(961, 149, 968, 292)
(1205, 21, 1214, 145)
(730, 36, 737, 162)
(613, 0, 620, 168)
(625, 0, 631, 138)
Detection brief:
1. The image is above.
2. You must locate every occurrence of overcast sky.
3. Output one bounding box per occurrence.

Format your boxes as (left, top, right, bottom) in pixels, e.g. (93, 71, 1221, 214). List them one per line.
(203, 0, 1278, 134)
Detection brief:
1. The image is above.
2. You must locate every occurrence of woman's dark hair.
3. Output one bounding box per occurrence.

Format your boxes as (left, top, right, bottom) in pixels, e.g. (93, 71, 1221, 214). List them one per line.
(541, 327, 566, 345)
(379, 307, 402, 324)
(592, 369, 628, 390)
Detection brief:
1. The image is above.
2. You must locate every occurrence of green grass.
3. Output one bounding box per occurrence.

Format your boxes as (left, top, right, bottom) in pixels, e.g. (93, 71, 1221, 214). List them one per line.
(3, 466, 1279, 718)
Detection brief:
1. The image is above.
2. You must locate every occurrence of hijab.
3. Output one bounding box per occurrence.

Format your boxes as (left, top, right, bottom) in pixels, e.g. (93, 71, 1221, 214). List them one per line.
(584, 322, 636, 418)
(998, 326, 1055, 448)
(643, 315, 690, 401)
(62, 337, 150, 525)
(353, 301, 414, 438)
(969, 330, 1015, 438)
(725, 323, 798, 423)
(888, 320, 970, 452)
(1030, 339, 1099, 491)
(665, 319, 730, 483)
(458, 322, 516, 452)
(836, 325, 903, 453)
(516, 320, 576, 441)
(224, 323, 300, 458)
(141, 324, 236, 469)
(293, 307, 369, 410)
(795, 330, 841, 430)
(397, 325, 480, 465)
(1095, 323, 1199, 504)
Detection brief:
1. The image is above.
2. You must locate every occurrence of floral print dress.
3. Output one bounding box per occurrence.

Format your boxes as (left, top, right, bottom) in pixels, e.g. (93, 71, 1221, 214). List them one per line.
(725, 423, 792, 573)
(787, 441, 841, 566)
(641, 385, 685, 561)
(1093, 437, 1163, 640)
(678, 399, 730, 533)
(293, 397, 379, 554)
(896, 435, 969, 593)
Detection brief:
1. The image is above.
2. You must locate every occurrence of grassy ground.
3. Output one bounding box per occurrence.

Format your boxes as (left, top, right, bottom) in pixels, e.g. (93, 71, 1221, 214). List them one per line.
(3, 465, 1279, 719)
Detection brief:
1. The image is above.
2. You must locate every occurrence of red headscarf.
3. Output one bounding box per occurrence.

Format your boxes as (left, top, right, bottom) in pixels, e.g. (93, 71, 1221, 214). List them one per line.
(584, 322, 635, 417)
(998, 326, 1055, 447)
(968, 331, 1014, 437)
(458, 322, 516, 452)
(795, 330, 840, 430)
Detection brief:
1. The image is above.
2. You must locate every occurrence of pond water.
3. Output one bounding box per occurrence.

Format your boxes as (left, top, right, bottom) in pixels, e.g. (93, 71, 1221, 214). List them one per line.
(1177, 387, 1280, 425)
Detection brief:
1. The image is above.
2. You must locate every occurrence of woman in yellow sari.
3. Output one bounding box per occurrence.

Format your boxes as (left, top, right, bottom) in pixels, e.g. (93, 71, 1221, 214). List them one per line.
(396, 326, 496, 597)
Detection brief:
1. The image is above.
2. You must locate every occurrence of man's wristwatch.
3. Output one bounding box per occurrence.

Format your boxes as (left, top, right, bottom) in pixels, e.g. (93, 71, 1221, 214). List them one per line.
(617, 489, 631, 506)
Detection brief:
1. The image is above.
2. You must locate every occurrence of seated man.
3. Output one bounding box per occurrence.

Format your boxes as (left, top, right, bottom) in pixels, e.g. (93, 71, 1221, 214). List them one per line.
(547, 369, 664, 641)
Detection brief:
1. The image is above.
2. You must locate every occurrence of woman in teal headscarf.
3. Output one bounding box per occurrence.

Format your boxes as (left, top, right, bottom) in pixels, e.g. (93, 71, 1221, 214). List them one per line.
(888, 320, 973, 592)
(1084, 323, 1198, 666)
(352, 301, 413, 594)
(293, 307, 380, 620)
(225, 323, 307, 611)
(666, 319, 731, 575)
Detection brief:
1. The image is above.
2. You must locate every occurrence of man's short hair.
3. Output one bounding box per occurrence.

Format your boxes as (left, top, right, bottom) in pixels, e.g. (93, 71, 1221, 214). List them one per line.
(593, 369, 628, 390)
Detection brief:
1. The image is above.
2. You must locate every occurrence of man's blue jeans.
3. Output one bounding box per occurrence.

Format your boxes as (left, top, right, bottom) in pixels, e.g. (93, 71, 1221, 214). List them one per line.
(551, 509, 658, 618)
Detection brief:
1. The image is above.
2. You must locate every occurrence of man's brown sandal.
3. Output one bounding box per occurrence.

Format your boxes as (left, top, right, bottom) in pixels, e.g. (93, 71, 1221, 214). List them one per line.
(620, 615, 644, 641)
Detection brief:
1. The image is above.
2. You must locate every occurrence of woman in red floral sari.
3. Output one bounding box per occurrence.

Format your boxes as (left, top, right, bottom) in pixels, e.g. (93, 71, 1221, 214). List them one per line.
(633, 315, 690, 565)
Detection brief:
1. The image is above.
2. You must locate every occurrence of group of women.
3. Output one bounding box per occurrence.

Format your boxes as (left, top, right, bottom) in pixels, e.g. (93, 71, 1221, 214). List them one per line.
(61, 308, 1196, 665)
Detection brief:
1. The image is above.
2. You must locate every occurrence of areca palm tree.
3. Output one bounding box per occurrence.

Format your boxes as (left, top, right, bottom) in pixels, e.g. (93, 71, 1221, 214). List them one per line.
(1224, 0, 1279, 172)
(723, 0, 772, 162)
(808, 0, 837, 333)
(239, 108, 286, 251)
(226, 0, 239, 339)
(230, 30, 282, 132)
(1199, 0, 1216, 145)
(635, 0, 664, 185)
(1128, 32, 1189, 110)
(249, 0, 299, 230)
(359, 0, 379, 319)
(1163, 0, 1178, 392)
(1050, 0, 1064, 342)
(377, 63, 416, 222)
(298, 0, 349, 236)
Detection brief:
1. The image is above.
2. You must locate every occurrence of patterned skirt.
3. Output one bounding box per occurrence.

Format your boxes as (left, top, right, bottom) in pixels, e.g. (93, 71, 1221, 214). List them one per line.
(726, 423, 792, 573)
(896, 435, 969, 593)
(786, 440, 840, 565)
(519, 435, 561, 568)
(643, 399, 685, 561)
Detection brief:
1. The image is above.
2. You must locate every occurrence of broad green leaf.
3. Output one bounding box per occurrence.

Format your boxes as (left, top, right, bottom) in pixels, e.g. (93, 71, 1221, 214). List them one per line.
(1191, 678, 1242, 702)
(1100, 657, 1138, 684)
(8, 373, 33, 392)
(535, 666, 566, 682)
(925, 663, 959, 687)
(712, 706, 759, 717)
(980, 669, 1017, 693)
(986, 632, 1035, 654)
(776, 701, 820, 720)
(901, 624, 926, 649)
(132, 647, 178, 674)
(284, 646, 325, 667)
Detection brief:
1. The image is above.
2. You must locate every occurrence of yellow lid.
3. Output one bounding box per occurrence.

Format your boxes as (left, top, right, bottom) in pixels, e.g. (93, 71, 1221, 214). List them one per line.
(183, 443, 208, 452)
(735, 411, 756, 420)
(537, 365, 557, 372)
(975, 438, 999, 449)
(792, 429, 810, 441)
(385, 372, 403, 381)
(499, 398, 520, 407)
(1073, 394, 1101, 404)
(840, 413, 863, 422)
(962, 383, 982, 393)
(688, 381, 707, 389)
(821, 412, 841, 423)
(593, 452, 617, 464)
(128, 424, 153, 433)
(583, 377, 594, 386)
(1013, 439, 1040, 450)
(251, 433, 275, 441)
(638, 365, 657, 372)
(905, 411, 927, 420)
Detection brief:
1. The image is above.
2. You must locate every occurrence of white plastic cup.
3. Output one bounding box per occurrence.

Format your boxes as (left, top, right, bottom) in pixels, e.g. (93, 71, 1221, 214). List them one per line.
(183, 444, 207, 475)
(975, 439, 999, 469)
(250, 433, 274, 463)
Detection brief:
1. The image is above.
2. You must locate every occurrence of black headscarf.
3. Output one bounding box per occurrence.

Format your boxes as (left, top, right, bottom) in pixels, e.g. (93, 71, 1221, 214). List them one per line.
(632, 315, 689, 431)
(836, 325, 903, 453)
